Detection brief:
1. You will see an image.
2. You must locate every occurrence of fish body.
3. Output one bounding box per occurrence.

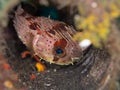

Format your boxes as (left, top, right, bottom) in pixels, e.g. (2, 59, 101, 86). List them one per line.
(14, 6, 82, 65)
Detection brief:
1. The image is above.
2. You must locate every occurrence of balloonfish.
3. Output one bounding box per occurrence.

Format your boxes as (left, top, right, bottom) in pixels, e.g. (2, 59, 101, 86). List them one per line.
(13, 6, 82, 65)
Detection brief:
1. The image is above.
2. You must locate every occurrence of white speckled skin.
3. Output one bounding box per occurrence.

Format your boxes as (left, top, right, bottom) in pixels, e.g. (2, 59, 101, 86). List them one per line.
(14, 6, 82, 65)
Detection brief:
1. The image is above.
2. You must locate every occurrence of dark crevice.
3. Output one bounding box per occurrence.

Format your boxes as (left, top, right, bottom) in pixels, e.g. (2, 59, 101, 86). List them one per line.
(2, 1, 111, 90)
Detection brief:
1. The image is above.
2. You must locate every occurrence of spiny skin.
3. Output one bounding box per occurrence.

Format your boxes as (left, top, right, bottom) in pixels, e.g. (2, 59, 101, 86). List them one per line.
(14, 6, 82, 65)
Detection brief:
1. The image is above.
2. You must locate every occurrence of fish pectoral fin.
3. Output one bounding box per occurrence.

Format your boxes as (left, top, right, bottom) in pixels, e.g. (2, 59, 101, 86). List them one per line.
(32, 54, 43, 62)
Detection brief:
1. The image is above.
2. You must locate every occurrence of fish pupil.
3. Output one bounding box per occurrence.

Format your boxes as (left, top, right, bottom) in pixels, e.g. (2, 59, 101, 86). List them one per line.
(56, 47, 63, 55)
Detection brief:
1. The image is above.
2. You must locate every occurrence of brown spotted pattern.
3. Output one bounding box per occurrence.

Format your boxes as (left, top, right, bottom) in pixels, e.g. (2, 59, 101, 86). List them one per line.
(13, 6, 82, 65)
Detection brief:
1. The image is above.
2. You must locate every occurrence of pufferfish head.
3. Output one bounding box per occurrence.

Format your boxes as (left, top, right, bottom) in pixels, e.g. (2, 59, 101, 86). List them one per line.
(33, 21, 82, 65)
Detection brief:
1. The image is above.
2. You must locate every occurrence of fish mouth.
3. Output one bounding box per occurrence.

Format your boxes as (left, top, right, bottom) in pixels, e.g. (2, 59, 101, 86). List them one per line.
(50, 56, 81, 65)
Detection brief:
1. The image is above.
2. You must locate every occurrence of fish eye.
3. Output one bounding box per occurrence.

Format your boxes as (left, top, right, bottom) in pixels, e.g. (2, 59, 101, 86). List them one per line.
(56, 47, 63, 54)
(54, 47, 65, 57)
